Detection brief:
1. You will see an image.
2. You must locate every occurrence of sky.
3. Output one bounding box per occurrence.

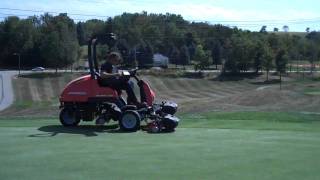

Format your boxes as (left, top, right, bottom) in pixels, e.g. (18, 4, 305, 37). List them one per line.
(0, 0, 320, 32)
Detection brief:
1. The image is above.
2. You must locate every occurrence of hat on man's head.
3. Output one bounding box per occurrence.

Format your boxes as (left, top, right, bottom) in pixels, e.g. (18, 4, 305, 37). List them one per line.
(107, 52, 123, 63)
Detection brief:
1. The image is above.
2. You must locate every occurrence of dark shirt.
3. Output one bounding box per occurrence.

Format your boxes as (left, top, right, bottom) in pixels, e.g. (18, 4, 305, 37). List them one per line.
(101, 62, 118, 74)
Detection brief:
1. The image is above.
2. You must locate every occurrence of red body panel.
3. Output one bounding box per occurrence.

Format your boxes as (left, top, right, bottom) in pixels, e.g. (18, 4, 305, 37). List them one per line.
(60, 75, 118, 103)
(142, 80, 156, 106)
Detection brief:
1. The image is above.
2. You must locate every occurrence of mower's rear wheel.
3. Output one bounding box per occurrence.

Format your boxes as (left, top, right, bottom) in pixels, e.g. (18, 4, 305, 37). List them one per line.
(59, 108, 80, 127)
(119, 110, 140, 132)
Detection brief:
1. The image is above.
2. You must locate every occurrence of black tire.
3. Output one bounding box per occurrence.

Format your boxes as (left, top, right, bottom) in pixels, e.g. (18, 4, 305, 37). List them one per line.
(119, 110, 140, 132)
(59, 108, 80, 127)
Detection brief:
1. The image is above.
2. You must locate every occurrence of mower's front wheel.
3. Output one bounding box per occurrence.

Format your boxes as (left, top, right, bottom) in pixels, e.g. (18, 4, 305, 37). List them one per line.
(59, 108, 80, 127)
(119, 110, 140, 132)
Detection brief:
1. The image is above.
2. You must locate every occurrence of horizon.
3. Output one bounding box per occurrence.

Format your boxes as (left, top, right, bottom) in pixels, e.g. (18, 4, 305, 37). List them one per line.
(0, 0, 320, 32)
(0, 10, 317, 33)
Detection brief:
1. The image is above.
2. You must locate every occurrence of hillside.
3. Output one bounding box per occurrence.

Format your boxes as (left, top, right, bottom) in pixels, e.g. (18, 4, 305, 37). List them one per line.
(0, 72, 319, 117)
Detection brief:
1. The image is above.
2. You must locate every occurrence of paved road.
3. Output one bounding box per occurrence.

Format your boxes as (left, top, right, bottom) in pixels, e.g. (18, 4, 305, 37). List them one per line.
(0, 71, 18, 111)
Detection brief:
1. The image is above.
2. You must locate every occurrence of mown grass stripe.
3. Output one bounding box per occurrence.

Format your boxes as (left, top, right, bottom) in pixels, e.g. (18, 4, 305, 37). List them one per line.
(148, 77, 189, 100)
(142, 76, 172, 100)
(42, 78, 55, 101)
(172, 78, 218, 99)
(178, 78, 224, 97)
(49, 77, 62, 97)
(34, 78, 49, 101)
(16, 78, 33, 101)
(212, 84, 246, 95)
(161, 78, 194, 100)
(190, 80, 233, 96)
(28, 79, 41, 102)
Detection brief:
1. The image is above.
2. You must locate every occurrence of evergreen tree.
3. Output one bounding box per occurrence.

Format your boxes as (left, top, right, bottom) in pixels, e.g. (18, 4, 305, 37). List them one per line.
(211, 40, 222, 69)
(275, 49, 289, 73)
(193, 45, 210, 71)
(262, 45, 274, 81)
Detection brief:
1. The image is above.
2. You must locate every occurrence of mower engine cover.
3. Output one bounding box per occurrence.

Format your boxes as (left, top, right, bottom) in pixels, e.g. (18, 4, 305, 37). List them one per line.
(162, 114, 179, 130)
(162, 102, 178, 115)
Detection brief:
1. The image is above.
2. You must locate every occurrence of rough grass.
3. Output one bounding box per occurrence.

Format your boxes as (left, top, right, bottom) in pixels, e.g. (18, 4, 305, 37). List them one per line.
(0, 73, 79, 117)
(0, 72, 256, 116)
(1, 72, 319, 117)
(1, 111, 320, 180)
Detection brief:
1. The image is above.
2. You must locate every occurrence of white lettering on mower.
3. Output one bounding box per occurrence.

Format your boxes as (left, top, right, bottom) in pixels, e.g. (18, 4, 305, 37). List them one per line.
(95, 95, 114, 97)
(68, 92, 87, 95)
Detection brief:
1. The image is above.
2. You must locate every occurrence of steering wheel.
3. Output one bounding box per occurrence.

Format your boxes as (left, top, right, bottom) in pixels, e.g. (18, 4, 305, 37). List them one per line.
(129, 68, 138, 76)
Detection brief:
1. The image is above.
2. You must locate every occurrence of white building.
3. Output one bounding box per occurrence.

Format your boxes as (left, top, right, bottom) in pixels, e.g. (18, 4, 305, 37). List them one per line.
(153, 53, 169, 68)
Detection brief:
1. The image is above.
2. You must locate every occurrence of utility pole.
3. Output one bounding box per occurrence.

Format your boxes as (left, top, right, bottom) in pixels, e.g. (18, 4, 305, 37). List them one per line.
(280, 72, 282, 90)
(13, 53, 21, 76)
(134, 47, 137, 68)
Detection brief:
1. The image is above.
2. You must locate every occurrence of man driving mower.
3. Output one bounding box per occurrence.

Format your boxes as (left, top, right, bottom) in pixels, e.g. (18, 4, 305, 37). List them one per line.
(100, 52, 139, 105)
(59, 34, 179, 131)
(95, 52, 139, 125)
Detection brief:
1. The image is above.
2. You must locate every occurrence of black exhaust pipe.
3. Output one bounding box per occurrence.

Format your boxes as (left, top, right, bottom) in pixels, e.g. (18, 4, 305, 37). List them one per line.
(88, 39, 95, 79)
(93, 39, 99, 75)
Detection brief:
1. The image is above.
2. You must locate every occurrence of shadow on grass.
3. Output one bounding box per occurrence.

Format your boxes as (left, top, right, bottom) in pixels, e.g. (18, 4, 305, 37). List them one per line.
(29, 124, 127, 137)
(211, 72, 261, 81)
(20, 72, 63, 79)
(251, 79, 281, 85)
(139, 69, 206, 79)
(312, 77, 320, 81)
(29, 124, 175, 137)
(181, 71, 205, 79)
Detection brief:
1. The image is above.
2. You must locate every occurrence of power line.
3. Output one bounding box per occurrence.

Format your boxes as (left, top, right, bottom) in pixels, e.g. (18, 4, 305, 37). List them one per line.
(76, 0, 109, 4)
(194, 17, 320, 23)
(0, 7, 111, 18)
(76, 0, 159, 5)
(1, 12, 318, 27)
(0, 13, 35, 17)
(0, 13, 90, 21)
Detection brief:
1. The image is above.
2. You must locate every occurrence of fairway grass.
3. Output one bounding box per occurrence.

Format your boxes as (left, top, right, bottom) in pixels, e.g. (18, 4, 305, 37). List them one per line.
(1, 112, 320, 180)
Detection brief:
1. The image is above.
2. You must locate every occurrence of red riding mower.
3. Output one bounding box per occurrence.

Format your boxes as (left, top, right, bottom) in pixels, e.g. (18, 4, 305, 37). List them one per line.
(59, 34, 179, 132)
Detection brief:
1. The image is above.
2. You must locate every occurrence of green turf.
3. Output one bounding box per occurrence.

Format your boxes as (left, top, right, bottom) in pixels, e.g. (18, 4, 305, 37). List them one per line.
(304, 87, 320, 96)
(180, 111, 320, 131)
(1, 112, 320, 180)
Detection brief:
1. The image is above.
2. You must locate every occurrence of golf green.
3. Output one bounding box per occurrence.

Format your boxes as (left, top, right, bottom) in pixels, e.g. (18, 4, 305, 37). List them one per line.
(1, 113, 320, 180)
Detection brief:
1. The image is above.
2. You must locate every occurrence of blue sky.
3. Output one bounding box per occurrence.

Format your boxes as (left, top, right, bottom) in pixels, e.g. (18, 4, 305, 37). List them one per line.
(1, 0, 320, 32)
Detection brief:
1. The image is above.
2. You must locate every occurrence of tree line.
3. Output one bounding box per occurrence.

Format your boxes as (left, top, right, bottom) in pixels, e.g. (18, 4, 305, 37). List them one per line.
(0, 13, 78, 71)
(0, 12, 320, 75)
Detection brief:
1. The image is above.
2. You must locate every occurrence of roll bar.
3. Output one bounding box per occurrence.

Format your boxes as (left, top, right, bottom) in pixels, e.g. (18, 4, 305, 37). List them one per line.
(87, 33, 117, 79)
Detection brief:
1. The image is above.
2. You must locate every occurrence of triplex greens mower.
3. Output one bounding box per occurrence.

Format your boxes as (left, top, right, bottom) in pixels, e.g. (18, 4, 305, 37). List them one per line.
(59, 34, 179, 132)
